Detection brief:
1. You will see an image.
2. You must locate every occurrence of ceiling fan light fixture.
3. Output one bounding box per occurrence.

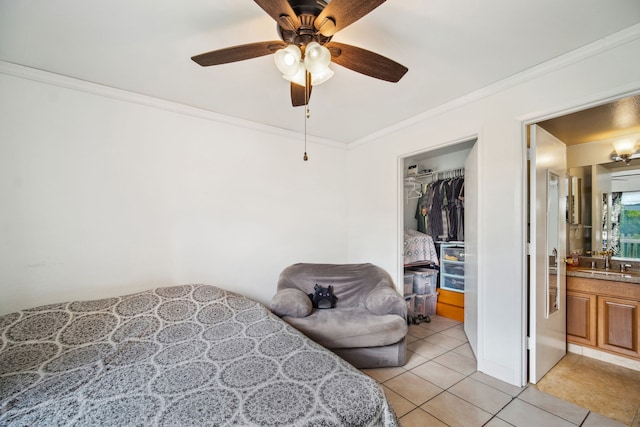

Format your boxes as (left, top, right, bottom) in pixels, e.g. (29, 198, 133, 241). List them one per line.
(283, 62, 307, 86)
(192, 0, 409, 111)
(303, 42, 331, 74)
(274, 44, 302, 75)
(311, 67, 334, 86)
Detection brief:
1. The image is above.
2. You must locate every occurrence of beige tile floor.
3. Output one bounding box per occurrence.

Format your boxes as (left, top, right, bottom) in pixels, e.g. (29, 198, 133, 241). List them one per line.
(536, 352, 640, 426)
(362, 315, 630, 427)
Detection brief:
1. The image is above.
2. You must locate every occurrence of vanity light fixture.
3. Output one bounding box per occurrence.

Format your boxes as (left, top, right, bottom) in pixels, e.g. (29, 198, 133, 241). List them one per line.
(611, 138, 640, 165)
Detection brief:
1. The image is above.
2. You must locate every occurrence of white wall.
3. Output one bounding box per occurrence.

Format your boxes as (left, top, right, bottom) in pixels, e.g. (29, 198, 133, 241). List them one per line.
(346, 31, 640, 385)
(2, 29, 640, 390)
(0, 68, 348, 315)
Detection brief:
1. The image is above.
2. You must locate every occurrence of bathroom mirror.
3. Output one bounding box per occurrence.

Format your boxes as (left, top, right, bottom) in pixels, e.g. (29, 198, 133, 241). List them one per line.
(539, 92, 640, 262)
(547, 171, 560, 316)
(566, 160, 640, 261)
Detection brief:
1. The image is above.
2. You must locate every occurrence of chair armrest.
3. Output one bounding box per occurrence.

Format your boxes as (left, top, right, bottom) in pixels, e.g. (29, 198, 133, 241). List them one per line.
(271, 288, 313, 318)
(365, 285, 407, 318)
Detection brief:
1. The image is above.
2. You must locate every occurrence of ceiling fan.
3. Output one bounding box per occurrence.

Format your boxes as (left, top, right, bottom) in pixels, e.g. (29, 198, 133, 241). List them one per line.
(191, 0, 408, 107)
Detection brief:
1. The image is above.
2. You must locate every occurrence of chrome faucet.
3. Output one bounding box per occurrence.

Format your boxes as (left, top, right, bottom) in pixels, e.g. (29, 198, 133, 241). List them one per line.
(599, 249, 614, 270)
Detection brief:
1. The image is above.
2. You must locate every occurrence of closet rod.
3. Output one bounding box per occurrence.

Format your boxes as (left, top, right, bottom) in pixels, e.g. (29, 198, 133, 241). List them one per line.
(434, 167, 464, 181)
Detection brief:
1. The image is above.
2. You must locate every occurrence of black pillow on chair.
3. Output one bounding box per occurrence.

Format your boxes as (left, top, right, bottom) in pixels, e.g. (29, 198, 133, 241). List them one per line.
(308, 284, 338, 309)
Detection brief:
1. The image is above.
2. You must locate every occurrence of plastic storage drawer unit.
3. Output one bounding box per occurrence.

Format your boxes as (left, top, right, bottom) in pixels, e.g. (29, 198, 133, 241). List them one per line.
(440, 242, 465, 293)
(442, 276, 464, 291)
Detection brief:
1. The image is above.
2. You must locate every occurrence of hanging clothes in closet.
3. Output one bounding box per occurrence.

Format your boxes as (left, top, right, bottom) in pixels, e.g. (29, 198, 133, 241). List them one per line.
(415, 171, 465, 241)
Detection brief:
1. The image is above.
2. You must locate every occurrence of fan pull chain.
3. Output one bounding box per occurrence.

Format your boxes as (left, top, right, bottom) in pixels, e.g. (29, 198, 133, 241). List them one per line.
(303, 71, 310, 161)
(303, 106, 308, 161)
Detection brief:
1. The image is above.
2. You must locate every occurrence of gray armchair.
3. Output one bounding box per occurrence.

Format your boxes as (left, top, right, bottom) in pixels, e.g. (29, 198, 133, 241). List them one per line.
(271, 263, 408, 368)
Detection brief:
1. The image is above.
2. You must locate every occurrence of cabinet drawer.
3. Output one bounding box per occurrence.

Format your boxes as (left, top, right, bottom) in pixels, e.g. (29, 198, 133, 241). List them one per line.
(441, 274, 464, 292)
(442, 262, 464, 276)
(442, 247, 465, 262)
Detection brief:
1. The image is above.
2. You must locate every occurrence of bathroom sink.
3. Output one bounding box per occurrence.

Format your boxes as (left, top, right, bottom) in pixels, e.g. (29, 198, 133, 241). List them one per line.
(572, 268, 640, 278)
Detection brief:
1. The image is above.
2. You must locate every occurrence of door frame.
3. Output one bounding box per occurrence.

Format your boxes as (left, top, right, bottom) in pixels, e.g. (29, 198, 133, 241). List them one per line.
(519, 87, 640, 385)
(396, 133, 481, 357)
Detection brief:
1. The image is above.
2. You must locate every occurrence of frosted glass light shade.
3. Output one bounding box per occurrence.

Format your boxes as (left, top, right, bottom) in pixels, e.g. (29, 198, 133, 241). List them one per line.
(311, 67, 334, 86)
(285, 63, 307, 86)
(612, 138, 636, 156)
(304, 42, 331, 74)
(274, 45, 302, 76)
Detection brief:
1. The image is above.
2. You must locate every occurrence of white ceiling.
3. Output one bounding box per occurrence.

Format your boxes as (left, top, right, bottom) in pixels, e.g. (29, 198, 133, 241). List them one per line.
(1, 0, 640, 143)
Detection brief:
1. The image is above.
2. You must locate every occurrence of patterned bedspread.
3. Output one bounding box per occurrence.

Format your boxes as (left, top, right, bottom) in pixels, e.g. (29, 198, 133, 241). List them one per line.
(404, 229, 439, 266)
(0, 285, 397, 426)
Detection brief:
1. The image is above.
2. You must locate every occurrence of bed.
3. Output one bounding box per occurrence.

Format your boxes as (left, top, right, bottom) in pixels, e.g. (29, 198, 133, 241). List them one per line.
(0, 284, 398, 426)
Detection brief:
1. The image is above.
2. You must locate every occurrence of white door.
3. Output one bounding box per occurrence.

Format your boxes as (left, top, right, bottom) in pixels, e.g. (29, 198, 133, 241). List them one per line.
(529, 124, 567, 383)
(464, 142, 479, 356)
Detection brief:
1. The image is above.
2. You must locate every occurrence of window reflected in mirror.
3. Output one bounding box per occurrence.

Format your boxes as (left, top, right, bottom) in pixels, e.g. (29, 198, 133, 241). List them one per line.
(602, 190, 640, 259)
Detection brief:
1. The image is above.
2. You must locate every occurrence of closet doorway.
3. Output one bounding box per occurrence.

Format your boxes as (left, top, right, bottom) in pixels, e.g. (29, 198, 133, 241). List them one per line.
(398, 137, 480, 358)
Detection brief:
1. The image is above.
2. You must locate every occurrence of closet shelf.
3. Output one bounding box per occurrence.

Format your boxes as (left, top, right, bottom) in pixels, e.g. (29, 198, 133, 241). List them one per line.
(404, 173, 433, 183)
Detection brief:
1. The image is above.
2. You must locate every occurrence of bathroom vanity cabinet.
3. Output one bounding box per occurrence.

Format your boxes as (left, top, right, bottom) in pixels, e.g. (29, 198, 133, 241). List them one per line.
(567, 275, 640, 360)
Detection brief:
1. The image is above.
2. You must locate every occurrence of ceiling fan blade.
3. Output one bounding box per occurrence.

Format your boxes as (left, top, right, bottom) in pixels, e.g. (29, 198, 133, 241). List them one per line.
(191, 41, 285, 66)
(254, 0, 301, 32)
(315, 0, 387, 36)
(291, 74, 312, 107)
(326, 42, 408, 82)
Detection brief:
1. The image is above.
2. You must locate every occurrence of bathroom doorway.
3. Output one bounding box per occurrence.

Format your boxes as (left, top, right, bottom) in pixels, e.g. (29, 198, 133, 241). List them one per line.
(525, 91, 640, 385)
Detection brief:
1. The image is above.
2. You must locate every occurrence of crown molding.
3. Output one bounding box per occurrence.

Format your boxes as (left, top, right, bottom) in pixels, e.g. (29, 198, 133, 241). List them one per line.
(0, 60, 345, 151)
(349, 22, 640, 149)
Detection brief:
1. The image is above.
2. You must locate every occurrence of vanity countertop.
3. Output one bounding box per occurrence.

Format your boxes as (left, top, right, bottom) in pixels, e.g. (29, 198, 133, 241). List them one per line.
(566, 265, 640, 285)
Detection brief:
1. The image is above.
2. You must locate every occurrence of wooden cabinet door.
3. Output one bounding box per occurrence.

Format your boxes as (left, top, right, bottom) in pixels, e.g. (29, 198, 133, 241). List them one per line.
(567, 291, 597, 346)
(597, 296, 640, 358)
